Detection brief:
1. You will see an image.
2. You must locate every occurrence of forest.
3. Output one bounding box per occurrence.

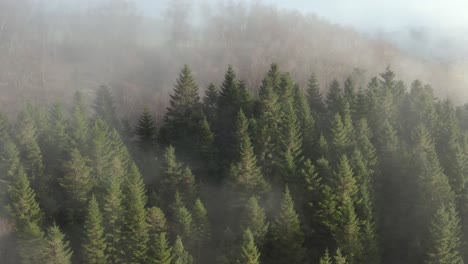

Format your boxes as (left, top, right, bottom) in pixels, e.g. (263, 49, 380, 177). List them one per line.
(1, 63, 468, 264)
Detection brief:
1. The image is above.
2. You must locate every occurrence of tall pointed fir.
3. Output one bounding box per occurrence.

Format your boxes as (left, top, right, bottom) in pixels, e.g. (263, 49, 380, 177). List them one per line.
(173, 236, 193, 264)
(93, 85, 120, 130)
(40, 225, 73, 264)
(426, 203, 463, 264)
(102, 176, 124, 263)
(81, 196, 107, 264)
(159, 65, 204, 164)
(269, 186, 305, 264)
(121, 163, 149, 264)
(172, 195, 194, 250)
(69, 91, 90, 154)
(240, 196, 269, 248)
(294, 85, 316, 158)
(203, 83, 218, 125)
(216, 65, 251, 165)
(237, 229, 261, 264)
(153, 232, 173, 264)
(193, 198, 211, 260)
(135, 107, 156, 153)
(326, 79, 344, 116)
(306, 73, 326, 121)
(59, 148, 93, 223)
(228, 110, 269, 206)
(147, 207, 169, 263)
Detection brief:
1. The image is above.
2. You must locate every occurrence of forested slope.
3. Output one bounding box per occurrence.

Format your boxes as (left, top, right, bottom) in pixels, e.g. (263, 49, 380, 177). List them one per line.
(1, 64, 468, 263)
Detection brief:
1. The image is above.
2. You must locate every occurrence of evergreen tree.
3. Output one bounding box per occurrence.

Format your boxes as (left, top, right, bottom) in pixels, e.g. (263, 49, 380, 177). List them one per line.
(69, 91, 90, 153)
(152, 232, 173, 264)
(326, 79, 344, 115)
(81, 196, 107, 264)
(94, 85, 120, 130)
(122, 163, 149, 264)
(319, 249, 332, 264)
(40, 225, 73, 264)
(102, 177, 124, 263)
(203, 83, 218, 124)
(228, 111, 269, 205)
(240, 197, 269, 247)
(237, 229, 261, 264)
(59, 149, 93, 222)
(426, 204, 463, 264)
(172, 196, 194, 250)
(269, 186, 305, 264)
(306, 73, 326, 119)
(294, 85, 316, 158)
(334, 249, 348, 264)
(192, 198, 210, 258)
(135, 107, 156, 152)
(173, 236, 193, 264)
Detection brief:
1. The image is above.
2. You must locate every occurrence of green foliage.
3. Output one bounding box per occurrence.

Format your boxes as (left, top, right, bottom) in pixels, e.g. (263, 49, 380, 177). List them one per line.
(94, 85, 120, 130)
(152, 232, 173, 264)
(241, 197, 269, 247)
(40, 225, 73, 264)
(173, 236, 193, 264)
(270, 186, 305, 264)
(237, 229, 261, 264)
(135, 107, 156, 152)
(81, 196, 107, 264)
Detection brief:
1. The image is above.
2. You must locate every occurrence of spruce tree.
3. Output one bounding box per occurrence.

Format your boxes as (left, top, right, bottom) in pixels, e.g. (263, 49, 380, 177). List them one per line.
(294, 85, 316, 158)
(94, 85, 120, 130)
(193, 198, 210, 258)
(240, 196, 268, 247)
(306, 73, 326, 119)
(135, 107, 156, 153)
(237, 229, 261, 264)
(319, 249, 332, 264)
(152, 232, 173, 264)
(59, 148, 93, 222)
(40, 225, 73, 264)
(172, 196, 194, 250)
(326, 79, 344, 115)
(270, 186, 305, 264)
(81, 196, 107, 264)
(173, 236, 193, 264)
(426, 204, 463, 264)
(203, 83, 218, 124)
(102, 176, 124, 263)
(69, 91, 90, 153)
(121, 163, 149, 264)
(228, 110, 269, 205)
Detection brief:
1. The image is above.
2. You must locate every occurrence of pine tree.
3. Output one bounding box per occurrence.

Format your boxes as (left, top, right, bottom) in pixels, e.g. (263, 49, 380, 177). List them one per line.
(160, 146, 183, 204)
(426, 204, 463, 264)
(59, 149, 93, 222)
(306, 73, 326, 119)
(121, 163, 149, 264)
(135, 107, 156, 152)
(294, 85, 316, 158)
(228, 110, 269, 205)
(217, 65, 251, 164)
(69, 91, 90, 153)
(8, 166, 43, 239)
(94, 85, 120, 130)
(240, 197, 268, 247)
(334, 249, 348, 264)
(159, 65, 204, 164)
(193, 198, 210, 258)
(326, 79, 344, 115)
(172, 196, 194, 250)
(237, 229, 261, 264)
(173, 236, 193, 264)
(40, 225, 73, 264)
(147, 207, 168, 263)
(81, 196, 107, 264)
(152, 232, 173, 264)
(203, 83, 218, 124)
(330, 113, 351, 159)
(270, 186, 305, 264)
(102, 176, 124, 263)
(90, 118, 113, 185)
(319, 249, 332, 264)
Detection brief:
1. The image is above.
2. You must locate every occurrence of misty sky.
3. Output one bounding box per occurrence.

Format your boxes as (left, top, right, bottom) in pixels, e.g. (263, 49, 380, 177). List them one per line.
(140, 0, 468, 33)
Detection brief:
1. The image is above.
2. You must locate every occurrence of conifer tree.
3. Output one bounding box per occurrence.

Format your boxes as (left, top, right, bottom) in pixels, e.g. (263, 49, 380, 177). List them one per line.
(270, 186, 305, 264)
(426, 204, 463, 264)
(334, 249, 348, 264)
(69, 91, 90, 153)
(152, 232, 173, 264)
(8, 166, 43, 239)
(147, 207, 168, 263)
(173, 236, 193, 264)
(294, 85, 316, 158)
(193, 198, 210, 257)
(81, 196, 107, 264)
(122, 163, 149, 264)
(94, 85, 120, 130)
(330, 113, 351, 159)
(160, 146, 184, 204)
(59, 149, 93, 222)
(319, 249, 332, 264)
(237, 229, 261, 264)
(326, 79, 344, 115)
(135, 107, 156, 152)
(172, 195, 194, 250)
(102, 177, 124, 263)
(0, 112, 10, 143)
(40, 225, 73, 264)
(203, 83, 218, 124)
(306, 73, 326, 119)
(228, 110, 269, 205)
(90, 118, 113, 184)
(240, 196, 268, 247)
(217, 65, 251, 164)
